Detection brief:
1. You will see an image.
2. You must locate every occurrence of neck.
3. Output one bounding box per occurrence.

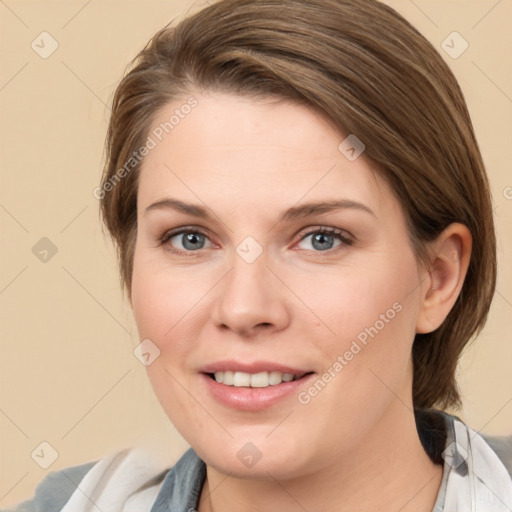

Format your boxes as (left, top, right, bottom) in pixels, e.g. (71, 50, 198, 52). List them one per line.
(198, 401, 443, 512)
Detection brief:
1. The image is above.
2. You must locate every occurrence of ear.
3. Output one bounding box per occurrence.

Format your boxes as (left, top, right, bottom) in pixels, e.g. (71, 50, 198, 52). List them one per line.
(416, 223, 472, 334)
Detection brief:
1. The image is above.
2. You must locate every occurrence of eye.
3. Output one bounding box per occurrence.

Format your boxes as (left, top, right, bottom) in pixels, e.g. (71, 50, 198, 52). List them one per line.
(159, 226, 352, 255)
(161, 228, 212, 253)
(296, 228, 353, 252)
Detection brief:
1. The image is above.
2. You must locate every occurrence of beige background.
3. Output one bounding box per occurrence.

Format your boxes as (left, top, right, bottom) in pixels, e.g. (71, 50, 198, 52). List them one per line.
(1, 0, 511, 506)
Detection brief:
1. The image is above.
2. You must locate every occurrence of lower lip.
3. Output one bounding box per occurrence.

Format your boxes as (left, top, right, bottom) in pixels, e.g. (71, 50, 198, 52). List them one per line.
(201, 373, 315, 411)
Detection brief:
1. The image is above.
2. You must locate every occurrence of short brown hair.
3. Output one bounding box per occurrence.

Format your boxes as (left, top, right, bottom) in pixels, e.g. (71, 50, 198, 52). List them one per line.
(99, 0, 497, 410)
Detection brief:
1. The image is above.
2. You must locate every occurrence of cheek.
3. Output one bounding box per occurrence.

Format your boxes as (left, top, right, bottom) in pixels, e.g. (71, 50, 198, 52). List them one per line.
(301, 255, 417, 349)
(293, 267, 418, 443)
(295, 252, 419, 408)
(130, 246, 219, 419)
(130, 255, 209, 426)
(131, 245, 205, 344)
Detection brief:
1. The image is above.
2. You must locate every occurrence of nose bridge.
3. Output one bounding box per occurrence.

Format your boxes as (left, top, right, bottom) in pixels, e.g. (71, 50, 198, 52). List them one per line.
(212, 246, 289, 335)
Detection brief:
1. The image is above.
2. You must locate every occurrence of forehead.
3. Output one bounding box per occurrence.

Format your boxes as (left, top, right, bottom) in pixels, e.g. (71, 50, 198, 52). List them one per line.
(137, 91, 392, 216)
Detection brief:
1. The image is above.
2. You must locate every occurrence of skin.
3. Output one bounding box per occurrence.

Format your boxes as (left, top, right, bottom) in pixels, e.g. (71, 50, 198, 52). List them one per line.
(130, 91, 472, 512)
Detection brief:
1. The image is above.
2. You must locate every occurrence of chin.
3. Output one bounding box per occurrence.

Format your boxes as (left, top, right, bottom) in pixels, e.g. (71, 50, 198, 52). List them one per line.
(192, 431, 313, 480)
(208, 451, 304, 480)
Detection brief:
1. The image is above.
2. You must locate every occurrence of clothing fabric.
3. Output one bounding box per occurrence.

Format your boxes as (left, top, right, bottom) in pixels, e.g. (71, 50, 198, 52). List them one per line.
(7, 409, 512, 512)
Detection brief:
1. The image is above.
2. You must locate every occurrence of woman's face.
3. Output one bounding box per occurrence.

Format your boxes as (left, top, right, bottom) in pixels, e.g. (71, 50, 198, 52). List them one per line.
(131, 91, 426, 478)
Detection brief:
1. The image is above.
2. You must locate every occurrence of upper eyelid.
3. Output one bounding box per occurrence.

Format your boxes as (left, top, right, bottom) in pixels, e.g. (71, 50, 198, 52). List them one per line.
(162, 225, 350, 237)
(162, 226, 212, 239)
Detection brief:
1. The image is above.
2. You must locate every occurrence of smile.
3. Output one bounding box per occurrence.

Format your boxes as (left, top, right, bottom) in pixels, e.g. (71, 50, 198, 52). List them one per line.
(211, 370, 305, 388)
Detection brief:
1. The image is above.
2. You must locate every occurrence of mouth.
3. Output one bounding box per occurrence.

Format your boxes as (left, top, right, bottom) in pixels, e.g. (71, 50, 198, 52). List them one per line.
(205, 370, 313, 388)
(199, 360, 315, 410)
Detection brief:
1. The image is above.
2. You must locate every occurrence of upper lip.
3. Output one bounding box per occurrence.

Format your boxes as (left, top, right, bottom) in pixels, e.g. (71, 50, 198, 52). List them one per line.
(200, 360, 312, 377)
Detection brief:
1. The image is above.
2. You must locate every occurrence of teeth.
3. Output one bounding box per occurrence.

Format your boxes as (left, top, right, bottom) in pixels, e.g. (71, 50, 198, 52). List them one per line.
(233, 371, 250, 387)
(269, 371, 283, 385)
(250, 372, 269, 388)
(213, 371, 297, 388)
(223, 371, 234, 385)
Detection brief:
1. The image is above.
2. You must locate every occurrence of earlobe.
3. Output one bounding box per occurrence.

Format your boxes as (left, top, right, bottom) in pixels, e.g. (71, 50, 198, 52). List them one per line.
(416, 223, 472, 334)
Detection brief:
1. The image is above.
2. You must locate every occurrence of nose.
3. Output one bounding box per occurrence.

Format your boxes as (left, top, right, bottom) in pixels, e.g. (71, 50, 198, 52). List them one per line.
(211, 253, 291, 338)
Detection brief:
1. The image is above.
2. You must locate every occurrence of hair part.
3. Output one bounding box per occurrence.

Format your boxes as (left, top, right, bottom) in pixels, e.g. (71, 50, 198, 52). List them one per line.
(100, 0, 497, 410)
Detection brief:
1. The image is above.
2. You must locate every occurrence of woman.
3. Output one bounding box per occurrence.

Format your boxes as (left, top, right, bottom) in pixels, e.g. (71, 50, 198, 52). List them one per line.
(11, 0, 512, 510)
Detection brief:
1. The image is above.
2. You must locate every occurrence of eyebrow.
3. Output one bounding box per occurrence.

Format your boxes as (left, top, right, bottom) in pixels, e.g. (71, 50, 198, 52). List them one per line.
(144, 198, 375, 221)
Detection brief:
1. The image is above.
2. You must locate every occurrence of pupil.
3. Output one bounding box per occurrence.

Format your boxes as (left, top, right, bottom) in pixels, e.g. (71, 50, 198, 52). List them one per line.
(312, 233, 333, 251)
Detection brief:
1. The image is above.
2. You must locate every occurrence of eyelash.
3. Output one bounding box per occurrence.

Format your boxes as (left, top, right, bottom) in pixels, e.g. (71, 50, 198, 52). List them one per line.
(159, 226, 354, 257)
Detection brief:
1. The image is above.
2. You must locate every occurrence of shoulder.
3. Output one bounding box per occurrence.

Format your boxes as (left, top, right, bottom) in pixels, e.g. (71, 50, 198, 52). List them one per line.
(6, 447, 203, 512)
(5, 459, 97, 512)
(415, 408, 512, 479)
(480, 432, 512, 478)
(439, 409, 512, 479)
